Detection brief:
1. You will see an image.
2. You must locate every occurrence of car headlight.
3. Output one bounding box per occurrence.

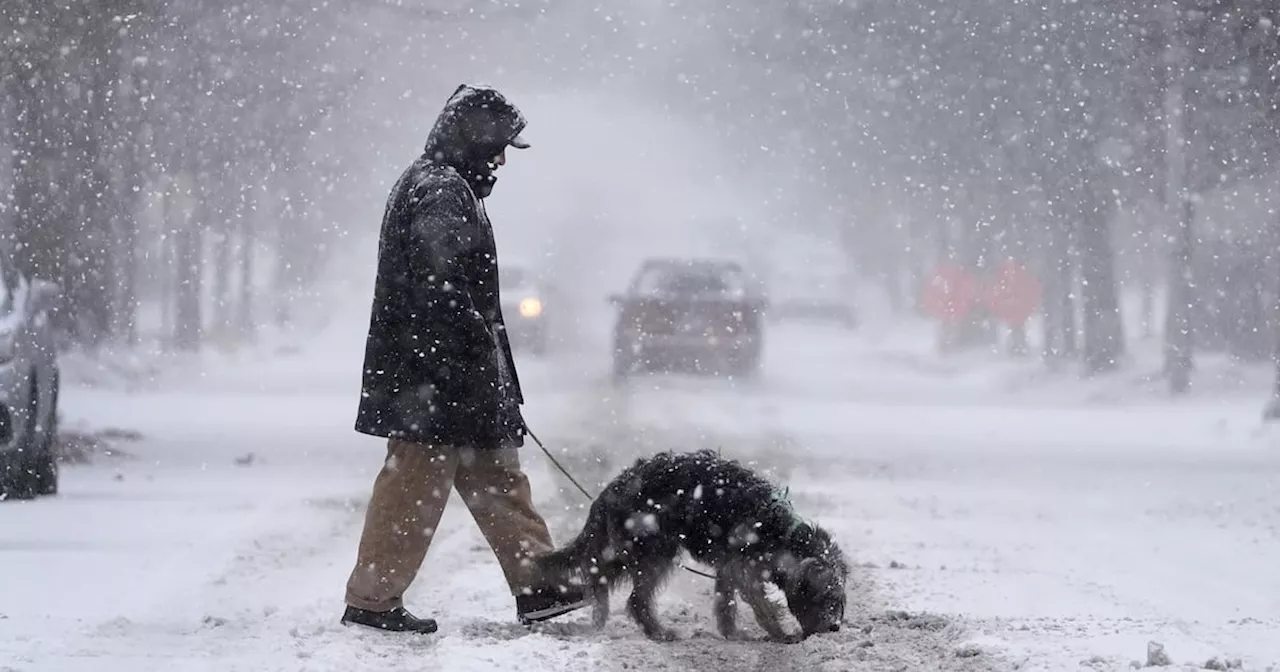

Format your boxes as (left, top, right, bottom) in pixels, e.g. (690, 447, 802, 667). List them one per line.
(518, 297, 543, 318)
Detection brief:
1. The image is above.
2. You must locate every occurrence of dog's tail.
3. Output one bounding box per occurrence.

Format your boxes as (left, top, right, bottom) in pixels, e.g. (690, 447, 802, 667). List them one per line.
(536, 496, 610, 584)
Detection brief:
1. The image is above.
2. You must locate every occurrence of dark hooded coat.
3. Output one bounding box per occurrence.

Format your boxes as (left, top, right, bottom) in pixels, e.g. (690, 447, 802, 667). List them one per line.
(354, 85, 529, 448)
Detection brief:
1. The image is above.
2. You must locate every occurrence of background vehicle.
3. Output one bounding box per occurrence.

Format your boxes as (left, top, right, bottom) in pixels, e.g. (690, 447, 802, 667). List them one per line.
(0, 251, 62, 500)
(765, 245, 859, 329)
(609, 258, 766, 382)
(767, 268, 859, 328)
(499, 264, 556, 356)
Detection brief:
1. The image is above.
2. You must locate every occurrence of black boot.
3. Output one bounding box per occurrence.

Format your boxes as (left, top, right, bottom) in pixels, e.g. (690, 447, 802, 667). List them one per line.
(341, 605, 438, 634)
(516, 586, 589, 625)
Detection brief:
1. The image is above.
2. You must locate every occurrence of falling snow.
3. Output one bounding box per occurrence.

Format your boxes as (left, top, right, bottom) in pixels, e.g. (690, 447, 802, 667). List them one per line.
(3, 1, 1280, 670)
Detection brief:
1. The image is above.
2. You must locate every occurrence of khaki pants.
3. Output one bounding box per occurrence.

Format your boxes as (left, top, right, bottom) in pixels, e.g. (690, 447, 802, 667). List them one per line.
(344, 439, 555, 612)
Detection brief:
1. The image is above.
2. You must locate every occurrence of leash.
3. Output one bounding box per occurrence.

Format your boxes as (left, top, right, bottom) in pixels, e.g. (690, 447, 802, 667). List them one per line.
(525, 426, 717, 581)
(525, 426, 596, 501)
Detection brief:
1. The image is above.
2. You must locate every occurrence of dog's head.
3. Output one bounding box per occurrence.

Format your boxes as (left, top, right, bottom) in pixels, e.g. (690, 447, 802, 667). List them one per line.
(782, 556, 846, 637)
(779, 525, 849, 638)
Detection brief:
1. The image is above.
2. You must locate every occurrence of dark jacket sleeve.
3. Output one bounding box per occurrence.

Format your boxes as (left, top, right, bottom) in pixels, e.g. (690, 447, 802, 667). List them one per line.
(405, 183, 493, 359)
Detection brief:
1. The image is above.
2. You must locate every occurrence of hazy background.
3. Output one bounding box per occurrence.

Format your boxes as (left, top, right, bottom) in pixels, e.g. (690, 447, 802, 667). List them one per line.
(5, 0, 1280, 397)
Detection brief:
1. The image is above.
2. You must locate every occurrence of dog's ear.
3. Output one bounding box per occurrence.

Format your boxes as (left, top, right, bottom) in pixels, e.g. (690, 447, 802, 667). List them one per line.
(805, 558, 829, 579)
(808, 560, 839, 588)
(781, 557, 821, 591)
(798, 525, 850, 577)
(793, 557, 841, 592)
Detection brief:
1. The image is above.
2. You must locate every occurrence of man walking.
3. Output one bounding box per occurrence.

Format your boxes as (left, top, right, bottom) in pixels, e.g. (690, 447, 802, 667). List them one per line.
(342, 84, 586, 634)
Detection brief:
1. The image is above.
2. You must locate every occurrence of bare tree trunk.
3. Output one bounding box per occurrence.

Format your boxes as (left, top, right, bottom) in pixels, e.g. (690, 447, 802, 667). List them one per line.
(906, 214, 928, 316)
(1041, 204, 1077, 365)
(11, 69, 69, 332)
(212, 229, 232, 338)
(117, 199, 140, 346)
(1140, 239, 1157, 340)
(273, 184, 314, 328)
(1009, 323, 1029, 356)
(160, 189, 176, 341)
(1079, 176, 1125, 375)
(1061, 258, 1078, 357)
(112, 120, 142, 346)
(273, 193, 295, 327)
(1139, 54, 1169, 344)
(1163, 2, 1195, 395)
(237, 190, 256, 340)
(70, 14, 123, 347)
(1040, 223, 1061, 364)
(881, 215, 906, 315)
(116, 45, 147, 347)
(1264, 216, 1280, 420)
(173, 200, 204, 351)
(1165, 195, 1196, 394)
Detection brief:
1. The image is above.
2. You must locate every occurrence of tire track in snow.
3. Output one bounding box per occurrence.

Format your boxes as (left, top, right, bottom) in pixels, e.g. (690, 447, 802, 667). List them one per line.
(44, 479, 609, 672)
(780, 442, 1280, 670)
(7, 478, 376, 670)
(198, 472, 610, 672)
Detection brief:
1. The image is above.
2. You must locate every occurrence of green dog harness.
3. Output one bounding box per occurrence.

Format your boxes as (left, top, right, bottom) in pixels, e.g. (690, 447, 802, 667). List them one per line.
(769, 486, 807, 535)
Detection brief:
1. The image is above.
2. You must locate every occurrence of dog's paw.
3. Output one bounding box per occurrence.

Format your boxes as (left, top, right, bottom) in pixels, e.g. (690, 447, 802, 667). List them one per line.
(772, 632, 805, 645)
(646, 627, 682, 642)
(591, 611, 609, 630)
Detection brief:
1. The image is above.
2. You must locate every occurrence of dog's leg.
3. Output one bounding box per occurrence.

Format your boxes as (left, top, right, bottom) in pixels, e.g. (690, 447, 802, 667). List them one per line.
(625, 557, 678, 642)
(590, 573, 610, 629)
(741, 576, 801, 644)
(713, 569, 743, 640)
(589, 556, 629, 630)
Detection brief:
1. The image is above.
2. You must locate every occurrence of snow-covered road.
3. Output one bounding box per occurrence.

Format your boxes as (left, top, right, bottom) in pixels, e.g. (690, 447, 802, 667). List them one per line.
(2, 318, 1278, 671)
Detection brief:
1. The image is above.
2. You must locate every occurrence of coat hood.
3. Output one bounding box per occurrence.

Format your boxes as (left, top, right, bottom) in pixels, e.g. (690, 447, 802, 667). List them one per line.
(424, 85, 529, 197)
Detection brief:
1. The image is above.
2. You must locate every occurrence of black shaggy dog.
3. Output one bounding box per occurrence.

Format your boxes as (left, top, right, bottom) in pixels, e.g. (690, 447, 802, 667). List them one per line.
(533, 449, 848, 643)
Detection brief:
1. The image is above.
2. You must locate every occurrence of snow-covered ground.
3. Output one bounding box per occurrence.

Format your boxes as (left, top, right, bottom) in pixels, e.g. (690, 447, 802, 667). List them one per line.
(2, 306, 1279, 671)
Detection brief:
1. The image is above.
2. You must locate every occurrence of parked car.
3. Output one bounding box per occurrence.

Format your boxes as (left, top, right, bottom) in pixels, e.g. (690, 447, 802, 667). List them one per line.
(500, 264, 556, 356)
(767, 261, 859, 329)
(609, 258, 766, 382)
(0, 252, 62, 500)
